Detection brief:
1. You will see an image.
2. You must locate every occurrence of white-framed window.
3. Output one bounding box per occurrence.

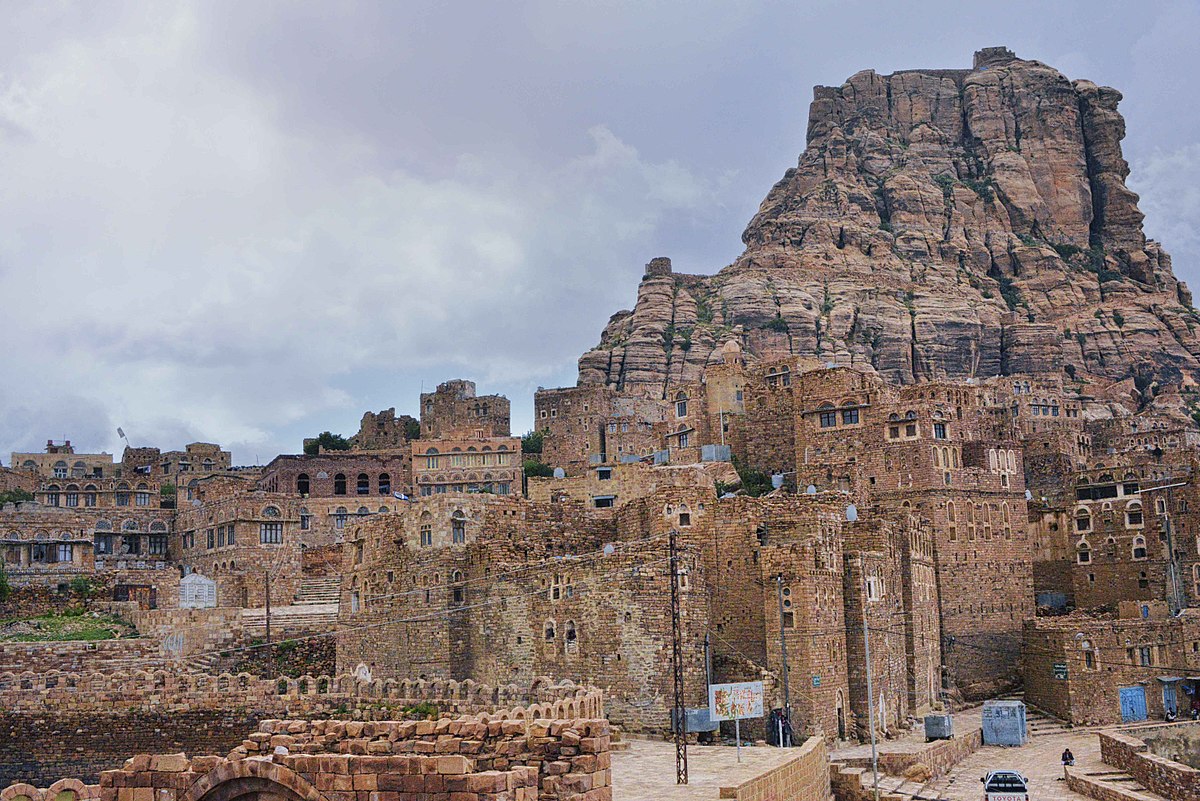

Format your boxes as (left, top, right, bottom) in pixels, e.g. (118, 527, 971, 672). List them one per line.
(259, 522, 283, 544)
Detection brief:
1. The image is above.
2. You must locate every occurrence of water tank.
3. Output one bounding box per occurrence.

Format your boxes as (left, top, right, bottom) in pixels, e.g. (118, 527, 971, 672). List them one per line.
(924, 713, 953, 741)
(982, 700, 1027, 747)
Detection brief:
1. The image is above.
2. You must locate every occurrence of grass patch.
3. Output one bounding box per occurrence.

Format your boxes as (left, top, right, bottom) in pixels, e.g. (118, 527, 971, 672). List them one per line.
(0, 611, 135, 642)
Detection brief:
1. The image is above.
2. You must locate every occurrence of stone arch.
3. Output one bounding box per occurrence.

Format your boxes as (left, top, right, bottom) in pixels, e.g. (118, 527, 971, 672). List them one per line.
(46, 779, 89, 801)
(182, 759, 324, 801)
(1, 783, 43, 801)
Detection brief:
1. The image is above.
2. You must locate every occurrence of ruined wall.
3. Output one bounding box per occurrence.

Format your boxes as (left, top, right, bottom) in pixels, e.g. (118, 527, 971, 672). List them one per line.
(0, 710, 262, 786)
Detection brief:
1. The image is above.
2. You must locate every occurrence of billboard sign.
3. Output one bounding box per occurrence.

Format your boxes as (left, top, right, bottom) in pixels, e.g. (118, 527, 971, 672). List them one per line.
(708, 681, 764, 721)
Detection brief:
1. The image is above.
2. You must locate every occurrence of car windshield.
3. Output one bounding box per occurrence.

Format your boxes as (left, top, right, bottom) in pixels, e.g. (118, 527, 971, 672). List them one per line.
(985, 772, 1026, 791)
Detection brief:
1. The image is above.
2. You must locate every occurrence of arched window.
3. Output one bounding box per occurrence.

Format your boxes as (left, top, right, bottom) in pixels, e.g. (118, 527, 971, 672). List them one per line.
(357, 506, 370, 516)
(1080, 639, 1097, 670)
(818, 403, 837, 429)
(65, 484, 79, 507)
(1075, 509, 1092, 532)
(675, 392, 688, 418)
(452, 510, 466, 544)
(262, 506, 280, 518)
(565, 620, 578, 654)
(203, 459, 214, 471)
(46, 484, 61, 506)
(299, 507, 310, 530)
(1126, 502, 1143, 528)
(1132, 536, 1148, 561)
(334, 474, 347, 495)
(335, 507, 347, 530)
(378, 473, 391, 495)
(297, 473, 310, 495)
(52, 461, 67, 478)
(356, 473, 370, 495)
(544, 620, 556, 641)
(1077, 540, 1092, 564)
(83, 485, 97, 507)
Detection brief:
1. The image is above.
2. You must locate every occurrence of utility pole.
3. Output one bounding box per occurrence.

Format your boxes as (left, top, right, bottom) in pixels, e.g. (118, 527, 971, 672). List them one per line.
(775, 574, 791, 747)
(862, 569, 880, 801)
(669, 528, 688, 785)
(1137, 481, 1188, 615)
(264, 570, 273, 678)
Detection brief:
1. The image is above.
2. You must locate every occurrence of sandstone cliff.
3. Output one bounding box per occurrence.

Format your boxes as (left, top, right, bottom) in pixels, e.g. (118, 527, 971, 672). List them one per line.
(577, 48, 1200, 414)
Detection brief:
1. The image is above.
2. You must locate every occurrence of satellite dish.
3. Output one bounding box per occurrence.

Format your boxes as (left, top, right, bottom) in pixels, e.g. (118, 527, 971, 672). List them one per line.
(553, 467, 566, 479)
(191, 499, 201, 507)
(603, 543, 615, 556)
(1025, 490, 1033, 500)
(845, 504, 858, 522)
(805, 484, 817, 495)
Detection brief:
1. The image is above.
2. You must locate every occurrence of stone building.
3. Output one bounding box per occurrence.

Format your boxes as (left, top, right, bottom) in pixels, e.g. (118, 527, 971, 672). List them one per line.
(401, 380, 524, 497)
(173, 477, 304, 607)
(420, 380, 510, 439)
(11, 441, 117, 481)
(773, 366, 1034, 699)
(335, 474, 941, 741)
(258, 452, 412, 501)
(347, 407, 420, 450)
(1024, 603, 1200, 725)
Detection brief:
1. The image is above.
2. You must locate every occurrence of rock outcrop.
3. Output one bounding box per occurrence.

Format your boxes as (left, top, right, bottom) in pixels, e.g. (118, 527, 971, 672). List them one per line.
(577, 48, 1200, 415)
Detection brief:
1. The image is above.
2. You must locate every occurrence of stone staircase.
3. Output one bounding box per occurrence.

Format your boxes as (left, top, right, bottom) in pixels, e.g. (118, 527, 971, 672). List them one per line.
(1069, 767, 1170, 801)
(1025, 706, 1073, 737)
(240, 577, 342, 638)
(293, 576, 342, 605)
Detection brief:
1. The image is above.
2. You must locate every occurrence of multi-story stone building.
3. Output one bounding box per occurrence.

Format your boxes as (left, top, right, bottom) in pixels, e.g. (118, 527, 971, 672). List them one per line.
(411, 380, 521, 496)
(1024, 602, 1200, 725)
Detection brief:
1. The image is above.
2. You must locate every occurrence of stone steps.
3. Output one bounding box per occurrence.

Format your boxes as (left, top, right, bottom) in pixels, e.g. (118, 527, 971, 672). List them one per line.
(294, 577, 342, 605)
(1070, 767, 1170, 801)
(242, 602, 340, 637)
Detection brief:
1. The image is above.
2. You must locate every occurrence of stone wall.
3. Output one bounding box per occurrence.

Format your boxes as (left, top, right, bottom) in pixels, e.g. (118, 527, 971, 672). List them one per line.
(0, 710, 263, 787)
(0, 640, 163, 674)
(719, 735, 832, 801)
(0, 669, 600, 718)
(1100, 728, 1200, 801)
(0, 713, 611, 801)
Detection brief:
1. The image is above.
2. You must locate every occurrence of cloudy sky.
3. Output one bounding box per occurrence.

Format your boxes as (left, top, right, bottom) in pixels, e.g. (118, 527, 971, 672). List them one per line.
(2, 0, 1198, 464)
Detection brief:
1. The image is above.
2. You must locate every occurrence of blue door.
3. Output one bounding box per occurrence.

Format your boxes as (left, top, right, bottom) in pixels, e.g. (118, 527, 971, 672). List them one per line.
(1163, 683, 1178, 715)
(1120, 686, 1147, 723)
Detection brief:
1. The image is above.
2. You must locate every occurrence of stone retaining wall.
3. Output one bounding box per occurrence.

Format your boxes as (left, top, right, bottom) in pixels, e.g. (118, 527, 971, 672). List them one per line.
(0, 669, 601, 717)
(1065, 767, 1160, 801)
(1100, 729, 1200, 801)
(718, 736, 832, 801)
(0, 640, 163, 674)
(0, 712, 611, 801)
(837, 728, 982, 780)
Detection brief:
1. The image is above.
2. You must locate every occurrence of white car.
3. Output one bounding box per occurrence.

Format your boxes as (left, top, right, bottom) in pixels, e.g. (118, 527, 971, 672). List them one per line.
(980, 770, 1029, 800)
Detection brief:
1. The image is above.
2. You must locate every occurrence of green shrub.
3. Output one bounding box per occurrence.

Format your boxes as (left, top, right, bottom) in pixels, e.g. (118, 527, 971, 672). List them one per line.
(0, 489, 33, 506)
(1113, 310, 1125, 328)
(0, 564, 9, 603)
(521, 430, 544, 454)
(1051, 242, 1084, 260)
(765, 315, 789, 333)
(304, 432, 350, 455)
(403, 701, 439, 720)
(523, 459, 554, 478)
(68, 577, 97, 599)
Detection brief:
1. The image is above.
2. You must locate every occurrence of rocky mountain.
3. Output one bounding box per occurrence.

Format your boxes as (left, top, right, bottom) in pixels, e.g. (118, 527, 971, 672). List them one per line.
(577, 47, 1200, 413)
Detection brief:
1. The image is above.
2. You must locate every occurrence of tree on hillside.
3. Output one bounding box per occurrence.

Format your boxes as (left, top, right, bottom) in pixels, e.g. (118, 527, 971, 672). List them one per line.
(304, 432, 351, 455)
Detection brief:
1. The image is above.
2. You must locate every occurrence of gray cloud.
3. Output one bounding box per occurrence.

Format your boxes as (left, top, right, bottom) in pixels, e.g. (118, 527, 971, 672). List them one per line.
(0, 1, 1196, 463)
